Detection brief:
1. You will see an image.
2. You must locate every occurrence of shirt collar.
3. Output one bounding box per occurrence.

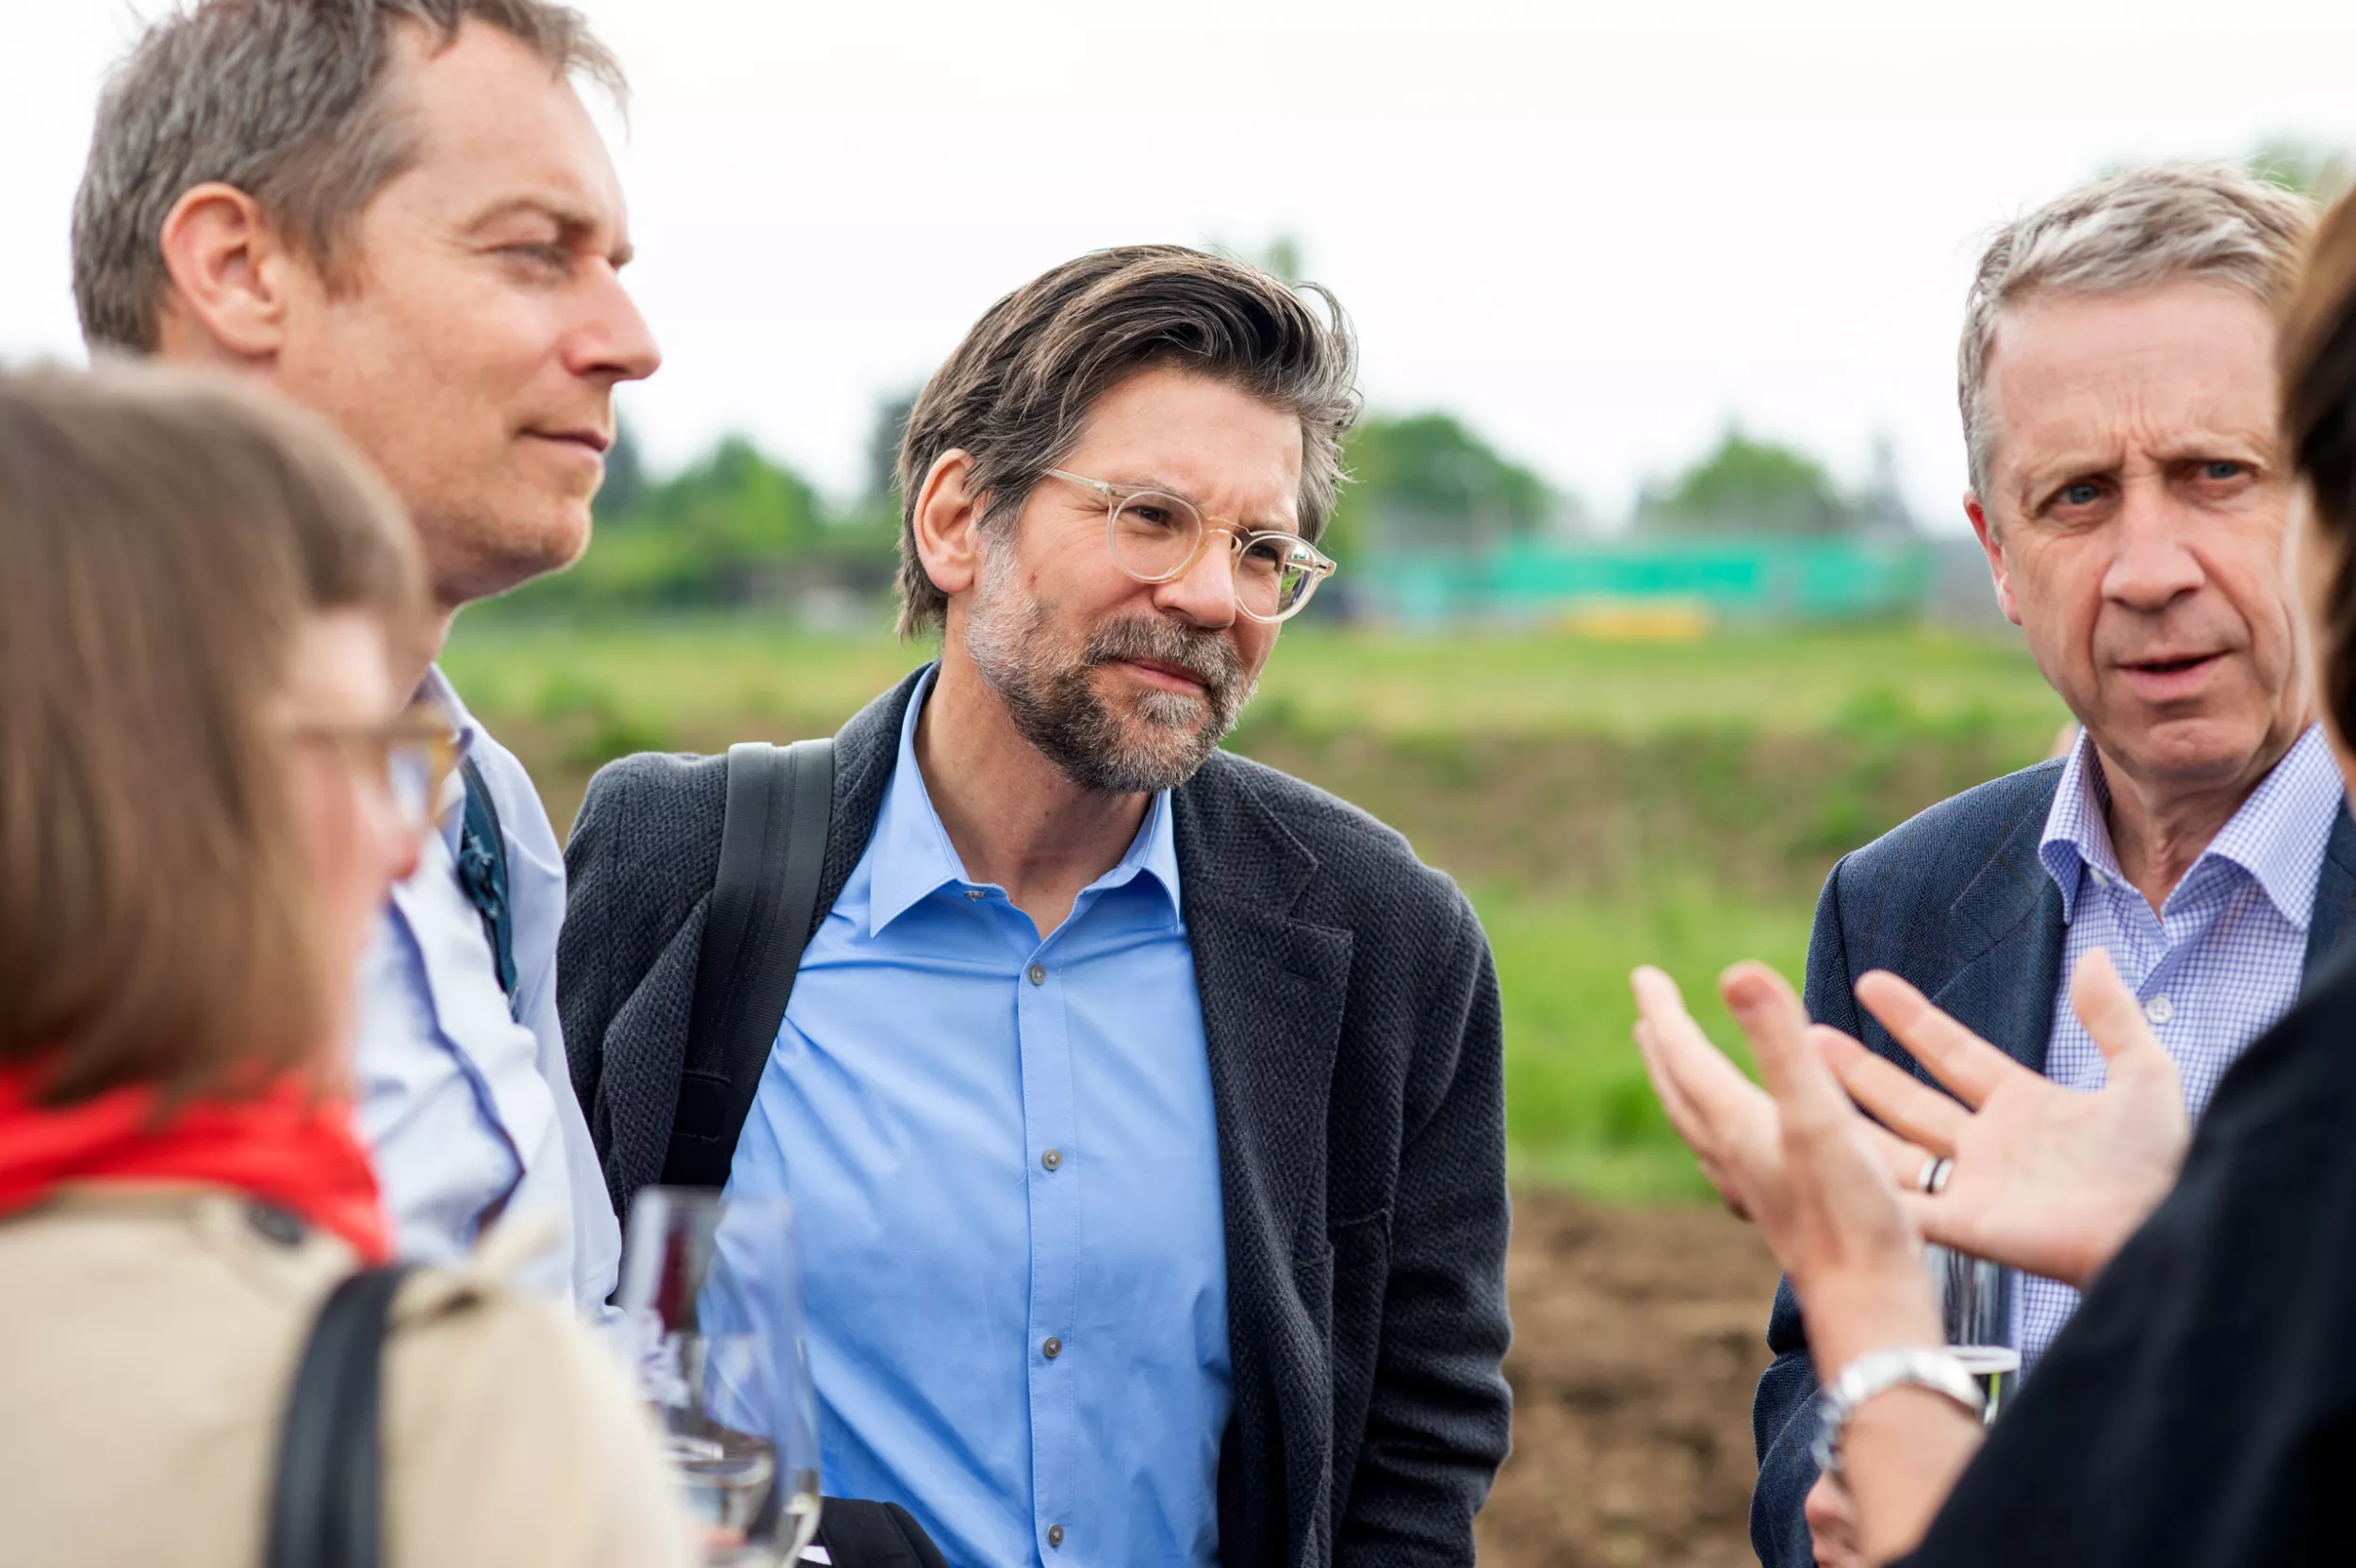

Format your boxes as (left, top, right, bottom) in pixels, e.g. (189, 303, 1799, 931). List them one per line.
(415, 663, 482, 760)
(2038, 722, 2343, 930)
(865, 665, 1183, 937)
(415, 662, 479, 830)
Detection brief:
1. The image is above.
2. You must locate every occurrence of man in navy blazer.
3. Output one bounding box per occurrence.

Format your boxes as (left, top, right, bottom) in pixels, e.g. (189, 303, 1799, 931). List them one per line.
(1751, 164, 2352, 1566)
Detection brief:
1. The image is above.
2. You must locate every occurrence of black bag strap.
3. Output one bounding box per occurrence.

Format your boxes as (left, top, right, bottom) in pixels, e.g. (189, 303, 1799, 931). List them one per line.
(664, 738, 836, 1188)
(266, 1264, 417, 1568)
(817, 1498, 954, 1568)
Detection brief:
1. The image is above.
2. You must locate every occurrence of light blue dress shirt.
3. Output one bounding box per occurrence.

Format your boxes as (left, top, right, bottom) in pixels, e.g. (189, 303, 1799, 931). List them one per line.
(353, 665, 620, 1317)
(725, 668, 1232, 1568)
(2015, 723, 2345, 1365)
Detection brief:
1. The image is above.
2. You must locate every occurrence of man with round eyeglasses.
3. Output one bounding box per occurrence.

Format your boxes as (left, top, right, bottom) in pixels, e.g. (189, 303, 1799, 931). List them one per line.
(560, 245, 1512, 1568)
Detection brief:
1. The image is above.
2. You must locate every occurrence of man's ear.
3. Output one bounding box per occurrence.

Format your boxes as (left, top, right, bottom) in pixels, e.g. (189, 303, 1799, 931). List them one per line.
(911, 450, 989, 602)
(155, 182, 299, 362)
(1965, 492, 2023, 627)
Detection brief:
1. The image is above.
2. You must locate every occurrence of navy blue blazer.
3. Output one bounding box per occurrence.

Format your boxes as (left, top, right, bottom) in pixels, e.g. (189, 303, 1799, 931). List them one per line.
(1749, 759, 2356, 1568)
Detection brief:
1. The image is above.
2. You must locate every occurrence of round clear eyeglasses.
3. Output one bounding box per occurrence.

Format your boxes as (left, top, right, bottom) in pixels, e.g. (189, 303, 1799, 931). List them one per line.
(1041, 468, 1337, 623)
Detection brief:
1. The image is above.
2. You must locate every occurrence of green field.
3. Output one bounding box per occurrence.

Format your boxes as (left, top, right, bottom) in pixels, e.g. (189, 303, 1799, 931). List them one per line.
(445, 618, 2069, 1200)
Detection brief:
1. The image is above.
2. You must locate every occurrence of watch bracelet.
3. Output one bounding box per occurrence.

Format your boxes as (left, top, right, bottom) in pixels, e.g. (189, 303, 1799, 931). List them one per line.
(1809, 1346, 1987, 1483)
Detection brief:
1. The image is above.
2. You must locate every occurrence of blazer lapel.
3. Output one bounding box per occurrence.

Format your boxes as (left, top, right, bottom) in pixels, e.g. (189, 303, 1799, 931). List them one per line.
(1174, 754, 1351, 1568)
(1934, 779, 2067, 1075)
(2301, 800, 2356, 985)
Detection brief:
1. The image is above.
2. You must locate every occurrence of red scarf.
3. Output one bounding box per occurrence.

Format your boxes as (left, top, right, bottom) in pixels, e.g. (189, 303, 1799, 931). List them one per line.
(0, 1061, 390, 1263)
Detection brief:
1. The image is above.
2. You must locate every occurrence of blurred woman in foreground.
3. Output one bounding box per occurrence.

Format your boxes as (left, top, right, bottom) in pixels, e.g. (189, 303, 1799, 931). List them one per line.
(1634, 186, 2356, 1566)
(0, 368, 688, 1568)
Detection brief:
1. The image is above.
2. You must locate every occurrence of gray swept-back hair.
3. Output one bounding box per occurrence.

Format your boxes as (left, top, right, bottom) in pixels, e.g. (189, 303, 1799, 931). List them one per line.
(73, 0, 622, 353)
(1959, 162, 2314, 498)
(893, 244, 1361, 640)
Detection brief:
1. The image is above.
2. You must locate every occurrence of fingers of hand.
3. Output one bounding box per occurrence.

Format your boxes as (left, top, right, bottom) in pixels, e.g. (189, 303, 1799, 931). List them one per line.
(1632, 968, 1773, 1131)
(1634, 1019, 1715, 1152)
(1817, 1028, 1969, 1153)
(1855, 1116, 1936, 1191)
(1720, 961, 1848, 1131)
(2070, 948, 2171, 1072)
(1635, 1013, 1767, 1216)
(1853, 969, 2016, 1108)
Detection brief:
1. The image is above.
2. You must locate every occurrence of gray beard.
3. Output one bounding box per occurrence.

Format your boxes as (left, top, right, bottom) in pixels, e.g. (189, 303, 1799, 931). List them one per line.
(962, 553, 1255, 795)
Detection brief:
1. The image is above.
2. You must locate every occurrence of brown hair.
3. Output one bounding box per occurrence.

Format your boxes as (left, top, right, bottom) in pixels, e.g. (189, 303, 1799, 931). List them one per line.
(0, 367, 425, 1103)
(73, 0, 623, 352)
(2284, 191, 2356, 751)
(893, 245, 1361, 638)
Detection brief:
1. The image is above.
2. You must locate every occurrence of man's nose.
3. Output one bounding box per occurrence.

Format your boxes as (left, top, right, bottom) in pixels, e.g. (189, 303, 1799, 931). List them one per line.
(1152, 533, 1240, 629)
(2102, 482, 2206, 612)
(562, 265, 663, 386)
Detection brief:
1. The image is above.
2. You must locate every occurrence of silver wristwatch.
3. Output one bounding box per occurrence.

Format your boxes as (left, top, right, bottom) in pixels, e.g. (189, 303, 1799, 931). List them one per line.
(1809, 1347, 1986, 1482)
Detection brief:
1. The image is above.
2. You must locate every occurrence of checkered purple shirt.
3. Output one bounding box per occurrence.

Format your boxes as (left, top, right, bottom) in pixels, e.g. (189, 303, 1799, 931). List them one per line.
(2012, 723, 2344, 1368)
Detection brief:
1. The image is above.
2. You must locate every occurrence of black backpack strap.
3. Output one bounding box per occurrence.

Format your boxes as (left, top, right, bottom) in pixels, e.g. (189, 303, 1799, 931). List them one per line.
(664, 738, 836, 1188)
(817, 1498, 955, 1568)
(267, 1264, 418, 1568)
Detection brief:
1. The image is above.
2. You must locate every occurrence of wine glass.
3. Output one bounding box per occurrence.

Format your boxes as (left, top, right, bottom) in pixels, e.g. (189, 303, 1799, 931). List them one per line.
(1925, 1243, 2017, 1422)
(618, 1186, 824, 1565)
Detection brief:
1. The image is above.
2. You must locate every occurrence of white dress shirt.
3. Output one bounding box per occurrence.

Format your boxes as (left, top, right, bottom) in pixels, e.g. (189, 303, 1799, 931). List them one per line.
(352, 665, 620, 1319)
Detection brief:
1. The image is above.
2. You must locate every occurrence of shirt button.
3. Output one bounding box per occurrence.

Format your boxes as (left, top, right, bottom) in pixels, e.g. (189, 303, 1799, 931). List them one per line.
(2145, 995, 2175, 1025)
(1028, 963, 1046, 986)
(963, 888, 985, 901)
(1042, 1336, 1062, 1360)
(1041, 1149, 1063, 1171)
(1047, 1526, 1065, 1549)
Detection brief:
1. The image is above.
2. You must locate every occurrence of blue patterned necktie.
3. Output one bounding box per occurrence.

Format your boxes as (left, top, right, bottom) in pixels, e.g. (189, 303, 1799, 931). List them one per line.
(452, 757, 520, 1017)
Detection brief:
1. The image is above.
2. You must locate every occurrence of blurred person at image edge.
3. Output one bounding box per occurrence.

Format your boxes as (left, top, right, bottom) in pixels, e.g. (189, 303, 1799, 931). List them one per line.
(0, 367, 691, 1568)
(1743, 164, 2353, 1568)
(69, 0, 661, 1315)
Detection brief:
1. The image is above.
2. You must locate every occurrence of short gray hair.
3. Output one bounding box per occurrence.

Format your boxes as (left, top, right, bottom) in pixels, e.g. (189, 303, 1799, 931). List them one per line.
(73, 0, 623, 353)
(1958, 162, 2315, 497)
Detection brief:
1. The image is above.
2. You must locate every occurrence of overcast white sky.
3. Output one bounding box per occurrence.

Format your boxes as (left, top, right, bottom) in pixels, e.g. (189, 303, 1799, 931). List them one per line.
(5, 0, 2353, 531)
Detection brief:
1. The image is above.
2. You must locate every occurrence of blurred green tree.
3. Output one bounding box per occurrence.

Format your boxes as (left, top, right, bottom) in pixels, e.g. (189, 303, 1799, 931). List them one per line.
(863, 387, 919, 504)
(2247, 136, 2352, 201)
(545, 434, 833, 606)
(595, 419, 647, 523)
(1636, 429, 1857, 536)
(1322, 412, 1558, 563)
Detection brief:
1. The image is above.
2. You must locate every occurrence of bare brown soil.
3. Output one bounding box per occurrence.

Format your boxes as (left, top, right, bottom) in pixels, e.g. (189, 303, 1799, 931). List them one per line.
(1475, 1191, 1782, 1568)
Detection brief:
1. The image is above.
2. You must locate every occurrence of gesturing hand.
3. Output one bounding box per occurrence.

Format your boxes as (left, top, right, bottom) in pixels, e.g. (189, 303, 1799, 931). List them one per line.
(1824, 948, 2189, 1289)
(1632, 961, 1940, 1370)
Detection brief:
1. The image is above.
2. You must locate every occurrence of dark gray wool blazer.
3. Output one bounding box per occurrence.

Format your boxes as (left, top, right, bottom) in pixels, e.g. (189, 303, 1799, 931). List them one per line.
(558, 667, 1513, 1568)
(1747, 758, 2356, 1568)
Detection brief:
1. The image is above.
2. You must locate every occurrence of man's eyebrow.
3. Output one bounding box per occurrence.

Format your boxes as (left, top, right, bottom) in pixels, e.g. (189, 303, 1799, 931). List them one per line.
(1108, 475, 1299, 533)
(2014, 427, 2278, 501)
(462, 194, 632, 264)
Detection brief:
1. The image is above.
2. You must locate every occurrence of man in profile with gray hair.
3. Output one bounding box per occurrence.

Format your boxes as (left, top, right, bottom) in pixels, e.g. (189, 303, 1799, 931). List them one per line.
(70, 0, 660, 1316)
(1747, 163, 2356, 1567)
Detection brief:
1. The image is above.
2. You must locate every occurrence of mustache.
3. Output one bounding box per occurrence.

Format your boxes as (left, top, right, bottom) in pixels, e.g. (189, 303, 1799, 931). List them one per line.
(1082, 615, 1242, 693)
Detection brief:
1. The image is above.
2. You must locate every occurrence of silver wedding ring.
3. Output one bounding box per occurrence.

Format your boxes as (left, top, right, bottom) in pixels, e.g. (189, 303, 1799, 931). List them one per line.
(1918, 1156, 1955, 1195)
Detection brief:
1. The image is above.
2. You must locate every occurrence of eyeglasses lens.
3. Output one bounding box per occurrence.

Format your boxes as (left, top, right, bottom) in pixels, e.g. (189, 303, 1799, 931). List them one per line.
(1108, 492, 1202, 581)
(1237, 536, 1324, 620)
(1104, 484, 1323, 621)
